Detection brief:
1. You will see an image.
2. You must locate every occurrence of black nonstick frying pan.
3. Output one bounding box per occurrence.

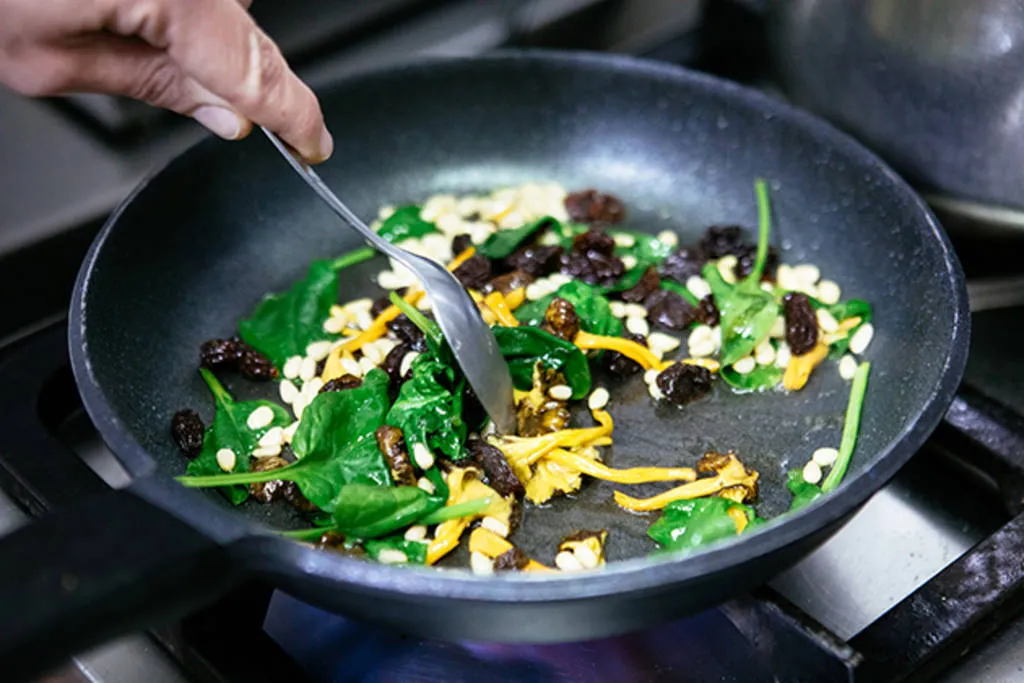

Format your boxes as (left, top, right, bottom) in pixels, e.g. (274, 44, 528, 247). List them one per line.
(0, 50, 968, 682)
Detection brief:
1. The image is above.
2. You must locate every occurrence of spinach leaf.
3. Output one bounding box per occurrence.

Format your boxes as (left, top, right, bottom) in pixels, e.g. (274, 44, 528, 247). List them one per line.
(389, 291, 444, 357)
(238, 248, 375, 368)
(706, 180, 780, 366)
(511, 296, 550, 327)
(821, 361, 871, 493)
(647, 497, 758, 551)
(386, 354, 468, 462)
(178, 369, 393, 510)
(186, 369, 291, 504)
(330, 483, 442, 539)
(660, 280, 701, 307)
(610, 229, 674, 265)
(786, 470, 823, 512)
(515, 281, 622, 337)
(719, 364, 783, 391)
(364, 536, 429, 564)
(477, 217, 558, 259)
(492, 326, 592, 398)
(377, 206, 438, 244)
(825, 299, 873, 358)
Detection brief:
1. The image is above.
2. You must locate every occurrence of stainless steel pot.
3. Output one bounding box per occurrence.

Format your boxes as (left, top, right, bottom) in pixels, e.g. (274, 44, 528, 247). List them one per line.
(766, 0, 1024, 222)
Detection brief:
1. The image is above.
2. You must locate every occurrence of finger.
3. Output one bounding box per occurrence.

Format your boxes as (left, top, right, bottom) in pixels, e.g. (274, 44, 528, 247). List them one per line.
(106, 0, 331, 162)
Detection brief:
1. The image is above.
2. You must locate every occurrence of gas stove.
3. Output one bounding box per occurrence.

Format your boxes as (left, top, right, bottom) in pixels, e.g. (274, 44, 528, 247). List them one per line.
(3, 2, 1024, 682)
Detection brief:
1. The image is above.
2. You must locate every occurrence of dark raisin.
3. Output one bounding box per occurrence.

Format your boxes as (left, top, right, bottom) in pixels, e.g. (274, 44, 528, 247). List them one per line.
(452, 233, 473, 255)
(695, 295, 720, 327)
(660, 246, 707, 283)
(644, 289, 695, 331)
(540, 296, 580, 342)
(320, 375, 362, 393)
(284, 482, 319, 513)
(620, 266, 661, 303)
(700, 225, 747, 259)
(171, 409, 204, 458)
(559, 250, 625, 287)
(565, 190, 625, 224)
(238, 348, 278, 381)
(200, 338, 243, 370)
(508, 499, 523, 535)
(572, 229, 616, 256)
(783, 292, 819, 355)
(375, 425, 417, 486)
(483, 270, 535, 296)
(493, 547, 531, 572)
(382, 342, 414, 390)
(316, 531, 366, 557)
(371, 288, 405, 318)
(467, 438, 524, 497)
(735, 244, 780, 281)
(386, 314, 427, 351)
(602, 332, 647, 378)
(452, 253, 493, 290)
(248, 456, 291, 503)
(504, 245, 564, 277)
(656, 363, 713, 405)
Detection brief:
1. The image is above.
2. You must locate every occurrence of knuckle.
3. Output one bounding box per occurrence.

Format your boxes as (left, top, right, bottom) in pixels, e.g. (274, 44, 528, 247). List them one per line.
(128, 58, 181, 108)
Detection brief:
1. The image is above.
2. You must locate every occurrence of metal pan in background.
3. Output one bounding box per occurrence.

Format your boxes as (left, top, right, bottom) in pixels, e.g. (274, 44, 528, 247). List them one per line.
(0, 50, 968, 683)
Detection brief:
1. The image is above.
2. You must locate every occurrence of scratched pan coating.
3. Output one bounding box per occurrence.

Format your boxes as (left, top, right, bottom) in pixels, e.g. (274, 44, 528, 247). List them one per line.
(68, 51, 968, 643)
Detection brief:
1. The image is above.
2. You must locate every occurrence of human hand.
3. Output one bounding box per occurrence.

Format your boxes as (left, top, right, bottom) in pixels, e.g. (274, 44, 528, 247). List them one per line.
(0, 0, 332, 162)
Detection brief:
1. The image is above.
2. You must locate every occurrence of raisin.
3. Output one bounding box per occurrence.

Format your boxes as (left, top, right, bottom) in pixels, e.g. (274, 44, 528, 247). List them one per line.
(783, 292, 818, 355)
(320, 375, 362, 393)
(238, 348, 278, 381)
(735, 244, 780, 281)
(660, 246, 707, 283)
(656, 363, 713, 405)
(695, 295, 720, 327)
(386, 314, 427, 351)
(700, 226, 747, 259)
(371, 288, 405, 318)
(200, 337, 243, 371)
(375, 425, 417, 486)
(467, 438, 524, 497)
(171, 409, 205, 458)
(508, 499, 523, 535)
(248, 456, 291, 503)
(381, 342, 413, 386)
(504, 245, 564, 277)
(493, 547, 531, 572)
(572, 229, 616, 256)
(540, 296, 580, 342)
(559, 250, 625, 287)
(602, 332, 647, 378)
(565, 190, 625, 224)
(483, 270, 535, 296)
(452, 233, 473, 256)
(620, 266, 661, 303)
(644, 290, 695, 331)
(452, 253, 492, 290)
(284, 482, 319, 513)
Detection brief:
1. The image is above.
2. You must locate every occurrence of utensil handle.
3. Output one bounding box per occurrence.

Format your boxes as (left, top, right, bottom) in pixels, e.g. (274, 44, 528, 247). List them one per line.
(0, 325, 237, 682)
(0, 487, 237, 683)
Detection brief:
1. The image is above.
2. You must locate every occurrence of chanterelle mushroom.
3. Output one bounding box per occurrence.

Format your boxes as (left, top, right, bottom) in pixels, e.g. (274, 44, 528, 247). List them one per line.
(613, 451, 759, 512)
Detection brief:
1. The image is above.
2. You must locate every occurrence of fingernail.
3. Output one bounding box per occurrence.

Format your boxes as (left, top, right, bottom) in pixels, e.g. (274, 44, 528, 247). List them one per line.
(193, 106, 243, 140)
(319, 127, 334, 161)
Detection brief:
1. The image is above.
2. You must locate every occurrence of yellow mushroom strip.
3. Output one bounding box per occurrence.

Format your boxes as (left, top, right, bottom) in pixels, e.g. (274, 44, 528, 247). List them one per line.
(484, 291, 519, 327)
(426, 468, 510, 565)
(469, 528, 552, 571)
(321, 290, 425, 381)
(525, 450, 596, 504)
(658, 358, 721, 373)
(542, 448, 696, 485)
(574, 330, 661, 370)
(504, 287, 526, 311)
(783, 341, 830, 391)
(447, 246, 477, 271)
(468, 290, 498, 325)
(727, 507, 749, 533)
(613, 453, 758, 512)
(820, 316, 863, 346)
(490, 409, 614, 481)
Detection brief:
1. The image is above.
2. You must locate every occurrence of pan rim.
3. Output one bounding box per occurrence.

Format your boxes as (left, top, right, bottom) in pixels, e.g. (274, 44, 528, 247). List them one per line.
(69, 48, 970, 602)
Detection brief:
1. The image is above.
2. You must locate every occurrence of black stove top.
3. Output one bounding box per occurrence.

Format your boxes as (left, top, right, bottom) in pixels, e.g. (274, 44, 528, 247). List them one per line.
(4, 2, 1024, 682)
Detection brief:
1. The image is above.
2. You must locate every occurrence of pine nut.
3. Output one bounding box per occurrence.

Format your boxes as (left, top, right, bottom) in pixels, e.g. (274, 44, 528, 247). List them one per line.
(399, 351, 420, 377)
(573, 545, 600, 570)
(588, 387, 610, 410)
(733, 356, 757, 375)
(413, 442, 435, 470)
(849, 323, 874, 355)
(613, 233, 636, 248)
(626, 316, 650, 336)
(283, 355, 303, 380)
(481, 516, 509, 538)
(404, 525, 428, 541)
(718, 255, 739, 284)
(817, 279, 841, 305)
(216, 448, 236, 472)
(299, 356, 318, 382)
(755, 340, 776, 366)
(279, 379, 299, 404)
(247, 405, 274, 430)
(417, 477, 436, 494)
(258, 427, 283, 448)
(839, 354, 858, 380)
(657, 230, 679, 247)
(609, 301, 627, 318)
(548, 384, 573, 401)
(686, 276, 712, 300)
(471, 551, 495, 575)
(305, 340, 333, 362)
(555, 551, 583, 571)
(377, 549, 409, 565)
(802, 460, 823, 485)
(813, 447, 839, 468)
(816, 309, 839, 333)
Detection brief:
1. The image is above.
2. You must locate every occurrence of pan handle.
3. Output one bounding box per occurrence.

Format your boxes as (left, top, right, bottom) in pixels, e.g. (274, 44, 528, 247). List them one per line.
(0, 325, 239, 682)
(0, 487, 238, 683)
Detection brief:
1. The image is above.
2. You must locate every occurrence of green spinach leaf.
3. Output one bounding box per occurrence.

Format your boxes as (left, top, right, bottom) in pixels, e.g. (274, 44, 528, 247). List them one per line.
(377, 206, 438, 244)
(178, 369, 393, 510)
(364, 536, 429, 564)
(330, 483, 442, 539)
(821, 361, 871, 493)
(786, 470, 823, 512)
(238, 248, 375, 368)
(492, 326, 592, 398)
(186, 369, 291, 504)
(719, 364, 783, 391)
(389, 291, 444, 357)
(477, 217, 558, 259)
(514, 281, 622, 338)
(386, 354, 468, 462)
(648, 497, 758, 551)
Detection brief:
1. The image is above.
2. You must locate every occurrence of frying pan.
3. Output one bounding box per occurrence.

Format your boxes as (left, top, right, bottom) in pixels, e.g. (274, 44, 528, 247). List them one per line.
(0, 50, 968, 681)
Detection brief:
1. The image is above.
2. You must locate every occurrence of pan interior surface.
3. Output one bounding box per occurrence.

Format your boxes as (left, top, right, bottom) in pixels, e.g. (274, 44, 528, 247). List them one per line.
(73, 53, 965, 581)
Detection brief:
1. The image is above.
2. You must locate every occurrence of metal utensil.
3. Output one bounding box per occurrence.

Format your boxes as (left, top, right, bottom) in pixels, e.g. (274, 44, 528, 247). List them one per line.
(260, 127, 516, 434)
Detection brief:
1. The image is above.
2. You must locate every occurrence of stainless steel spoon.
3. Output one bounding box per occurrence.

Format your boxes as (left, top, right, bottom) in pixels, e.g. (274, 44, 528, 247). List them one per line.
(261, 127, 517, 434)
